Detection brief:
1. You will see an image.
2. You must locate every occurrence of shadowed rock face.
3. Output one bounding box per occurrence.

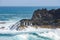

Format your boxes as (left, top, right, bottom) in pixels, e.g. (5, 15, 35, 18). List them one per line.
(31, 9, 54, 25)
(20, 19, 32, 26)
(31, 8, 60, 26)
(49, 9, 60, 19)
(20, 8, 60, 26)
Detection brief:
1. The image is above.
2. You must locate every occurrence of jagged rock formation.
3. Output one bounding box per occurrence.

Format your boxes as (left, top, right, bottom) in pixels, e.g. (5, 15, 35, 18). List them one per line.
(20, 8, 60, 27)
(20, 19, 32, 26)
(31, 8, 60, 26)
(49, 9, 60, 19)
(31, 8, 54, 25)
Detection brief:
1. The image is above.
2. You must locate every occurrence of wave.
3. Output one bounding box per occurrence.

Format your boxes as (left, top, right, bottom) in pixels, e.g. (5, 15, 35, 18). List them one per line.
(14, 31, 60, 40)
(0, 26, 60, 40)
(0, 29, 60, 40)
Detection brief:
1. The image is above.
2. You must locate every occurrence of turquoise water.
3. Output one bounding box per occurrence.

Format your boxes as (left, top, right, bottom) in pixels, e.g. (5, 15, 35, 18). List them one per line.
(0, 32, 53, 40)
(0, 6, 60, 40)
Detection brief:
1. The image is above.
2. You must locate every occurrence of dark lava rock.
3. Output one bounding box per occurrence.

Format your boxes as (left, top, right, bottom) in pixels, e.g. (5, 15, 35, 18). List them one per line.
(31, 8, 60, 25)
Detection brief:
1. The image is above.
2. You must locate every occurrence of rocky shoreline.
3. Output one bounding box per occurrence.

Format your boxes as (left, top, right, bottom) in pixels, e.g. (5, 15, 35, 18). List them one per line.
(20, 8, 60, 29)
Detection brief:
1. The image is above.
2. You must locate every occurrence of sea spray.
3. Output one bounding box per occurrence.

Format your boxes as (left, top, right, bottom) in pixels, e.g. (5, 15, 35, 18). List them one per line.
(0, 29, 60, 40)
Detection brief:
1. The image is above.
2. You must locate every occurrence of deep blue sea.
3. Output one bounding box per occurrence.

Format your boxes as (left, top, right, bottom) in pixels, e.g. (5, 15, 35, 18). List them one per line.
(0, 6, 60, 21)
(0, 6, 60, 40)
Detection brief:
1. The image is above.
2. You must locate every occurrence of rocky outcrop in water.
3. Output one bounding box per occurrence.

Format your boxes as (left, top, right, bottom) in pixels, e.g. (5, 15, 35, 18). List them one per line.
(31, 8, 60, 26)
(20, 8, 60, 27)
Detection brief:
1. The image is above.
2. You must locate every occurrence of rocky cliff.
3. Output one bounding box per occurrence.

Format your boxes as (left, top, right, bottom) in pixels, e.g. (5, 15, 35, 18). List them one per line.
(31, 8, 60, 26)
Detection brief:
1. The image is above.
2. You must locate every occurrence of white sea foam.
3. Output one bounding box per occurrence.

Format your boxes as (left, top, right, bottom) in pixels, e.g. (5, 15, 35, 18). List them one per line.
(17, 26, 60, 40)
(0, 26, 60, 40)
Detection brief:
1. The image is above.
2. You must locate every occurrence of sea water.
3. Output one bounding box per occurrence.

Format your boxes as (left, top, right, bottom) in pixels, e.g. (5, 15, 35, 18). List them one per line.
(0, 28, 60, 40)
(0, 6, 60, 21)
(0, 6, 60, 40)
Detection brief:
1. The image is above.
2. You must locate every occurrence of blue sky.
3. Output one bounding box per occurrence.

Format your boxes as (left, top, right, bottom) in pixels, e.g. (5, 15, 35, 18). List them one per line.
(0, 0, 60, 6)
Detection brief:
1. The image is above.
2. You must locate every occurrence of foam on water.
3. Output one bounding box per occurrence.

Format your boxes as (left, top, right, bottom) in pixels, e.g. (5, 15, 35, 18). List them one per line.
(0, 26, 60, 40)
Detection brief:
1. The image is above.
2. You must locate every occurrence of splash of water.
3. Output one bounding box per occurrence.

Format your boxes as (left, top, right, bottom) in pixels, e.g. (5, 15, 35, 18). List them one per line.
(0, 27, 60, 40)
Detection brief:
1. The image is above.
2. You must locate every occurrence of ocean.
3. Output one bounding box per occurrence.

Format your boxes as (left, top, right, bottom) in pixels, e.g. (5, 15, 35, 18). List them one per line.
(0, 6, 60, 40)
(0, 6, 60, 21)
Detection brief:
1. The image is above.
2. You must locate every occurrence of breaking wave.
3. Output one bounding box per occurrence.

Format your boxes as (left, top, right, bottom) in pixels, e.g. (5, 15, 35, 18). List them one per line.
(0, 27, 60, 40)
